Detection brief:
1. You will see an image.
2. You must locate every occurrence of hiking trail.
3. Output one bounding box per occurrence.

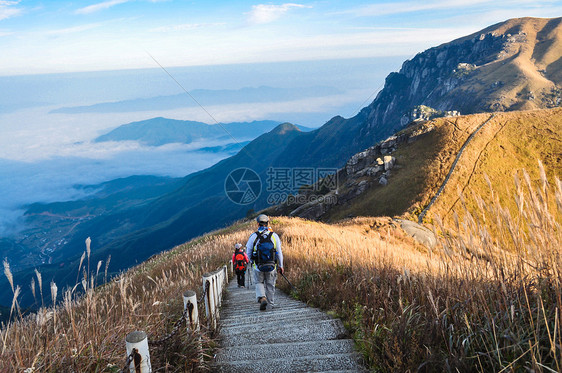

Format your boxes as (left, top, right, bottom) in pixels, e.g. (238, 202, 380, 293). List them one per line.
(418, 113, 496, 223)
(212, 277, 367, 372)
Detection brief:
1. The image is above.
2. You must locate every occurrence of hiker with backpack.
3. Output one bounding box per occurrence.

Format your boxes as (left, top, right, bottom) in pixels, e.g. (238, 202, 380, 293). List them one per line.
(246, 214, 283, 311)
(232, 243, 249, 287)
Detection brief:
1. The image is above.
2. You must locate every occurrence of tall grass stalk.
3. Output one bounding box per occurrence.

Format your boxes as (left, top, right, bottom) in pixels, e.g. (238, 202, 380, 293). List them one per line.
(275, 166, 561, 371)
(0, 224, 251, 372)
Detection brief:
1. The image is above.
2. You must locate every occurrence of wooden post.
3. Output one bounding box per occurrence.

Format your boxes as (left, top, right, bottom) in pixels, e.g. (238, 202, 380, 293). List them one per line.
(182, 290, 199, 332)
(202, 273, 216, 330)
(216, 269, 223, 307)
(125, 331, 151, 373)
(212, 276, 219, 311)
(183, 290, 203, 364)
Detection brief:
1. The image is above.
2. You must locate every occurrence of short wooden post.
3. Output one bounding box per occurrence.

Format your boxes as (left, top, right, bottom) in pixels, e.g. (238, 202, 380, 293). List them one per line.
(212, 275, 220, 310)
(182, 290, 199, 332)
(229, 260, 233, 276)
(125, 331, 151, 373)
(216, 270, 223, 307)
(183, 290, 203, 364)
(202, 273, 216, 330)
(223, 265, 229, 284)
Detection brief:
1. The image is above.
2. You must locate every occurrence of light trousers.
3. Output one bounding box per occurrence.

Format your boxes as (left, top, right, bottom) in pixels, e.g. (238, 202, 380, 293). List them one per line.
(253, 268, 277, 306)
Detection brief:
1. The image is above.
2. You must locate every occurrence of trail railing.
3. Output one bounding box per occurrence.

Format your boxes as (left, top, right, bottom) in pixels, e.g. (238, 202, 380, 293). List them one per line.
(122, 265, 229, 373)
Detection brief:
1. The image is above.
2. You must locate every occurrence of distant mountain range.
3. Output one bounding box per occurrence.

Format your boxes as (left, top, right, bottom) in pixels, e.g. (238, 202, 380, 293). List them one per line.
(94, 117, 312, 146)
(2, 17, 560, 310)
(50, 86, 344, 114)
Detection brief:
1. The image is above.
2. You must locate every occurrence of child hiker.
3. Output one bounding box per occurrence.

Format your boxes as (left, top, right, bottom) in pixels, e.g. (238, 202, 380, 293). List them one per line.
(232, 243, 249, 288)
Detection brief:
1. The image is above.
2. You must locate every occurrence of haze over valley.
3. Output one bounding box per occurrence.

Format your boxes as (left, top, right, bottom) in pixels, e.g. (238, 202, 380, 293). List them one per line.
(0, 58, 401, 238)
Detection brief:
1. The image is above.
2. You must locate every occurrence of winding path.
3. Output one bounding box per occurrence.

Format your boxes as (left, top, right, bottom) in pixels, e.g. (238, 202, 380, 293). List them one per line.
(418, 114, 496, 223)
(212, 278, 366, 372)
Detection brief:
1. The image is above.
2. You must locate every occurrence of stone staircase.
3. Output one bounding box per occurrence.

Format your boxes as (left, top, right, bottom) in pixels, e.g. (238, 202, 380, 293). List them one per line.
(212, 279, 367, 372)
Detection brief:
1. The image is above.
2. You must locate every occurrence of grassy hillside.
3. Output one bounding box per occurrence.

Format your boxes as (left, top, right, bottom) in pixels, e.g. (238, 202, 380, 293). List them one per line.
(424, 108, 562, 226)
(0, 222, 254, 371)
(320, 107, 562, 229)
(3, 167, 560, 371)
(275, 168, 561, 370)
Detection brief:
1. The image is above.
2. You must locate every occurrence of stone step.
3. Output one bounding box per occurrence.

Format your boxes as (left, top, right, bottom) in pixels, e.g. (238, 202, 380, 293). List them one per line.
(213, 352, 366, 373)
(220, 318, 347, 347)
(213, 278, 367, 371)
(220, 304, 309, 317)
(220, 313, 336, 337)
(220, 308, 329, 327)
(220, 299, 308, 313)
(214, 339, 358, 363)
(221, 297, 305, 309)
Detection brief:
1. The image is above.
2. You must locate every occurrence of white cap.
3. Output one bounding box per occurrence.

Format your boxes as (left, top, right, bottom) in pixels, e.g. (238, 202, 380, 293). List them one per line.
(234, 243, 242, 249)
(256, 214, 269, 223)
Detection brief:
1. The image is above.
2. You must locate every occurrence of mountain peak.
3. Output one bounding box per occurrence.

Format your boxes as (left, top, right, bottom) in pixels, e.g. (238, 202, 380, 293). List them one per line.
(359, 16, 562, 143)
(271, 122, 300, 135)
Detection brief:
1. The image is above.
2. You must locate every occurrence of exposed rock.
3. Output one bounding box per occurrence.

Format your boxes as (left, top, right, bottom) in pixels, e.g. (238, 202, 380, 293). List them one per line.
(402, 105, 461, 124)
(366, 166, 382, 176)
(383, 156, 395, 171)
(345, 147, 378, 174)
(356, 180, 369, 194)
(379, 176, 388, 186)
(396, 219, 437, 248)
(359, 21, 550, 145)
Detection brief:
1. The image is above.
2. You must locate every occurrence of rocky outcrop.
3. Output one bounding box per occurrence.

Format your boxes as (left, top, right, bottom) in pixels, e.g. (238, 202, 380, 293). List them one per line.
(286, 123, 435, 220)
(401, 105, 460, 125)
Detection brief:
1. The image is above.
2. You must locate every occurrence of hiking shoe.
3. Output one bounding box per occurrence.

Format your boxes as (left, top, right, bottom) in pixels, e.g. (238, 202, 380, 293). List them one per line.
(259, 297, 268, 311)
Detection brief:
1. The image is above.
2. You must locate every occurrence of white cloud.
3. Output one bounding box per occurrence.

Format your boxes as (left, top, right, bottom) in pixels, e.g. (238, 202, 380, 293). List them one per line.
(342, 0, 507, 17)
(45, 23, 102, 36)
(0, 0, 21, 21)
(149, 23, 225, 33)
(75, 0, 129, 15)
(247, 3, 311, 25)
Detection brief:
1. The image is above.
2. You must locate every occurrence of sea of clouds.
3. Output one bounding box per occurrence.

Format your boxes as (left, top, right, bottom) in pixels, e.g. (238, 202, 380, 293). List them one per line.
(0, 57, 404, 235)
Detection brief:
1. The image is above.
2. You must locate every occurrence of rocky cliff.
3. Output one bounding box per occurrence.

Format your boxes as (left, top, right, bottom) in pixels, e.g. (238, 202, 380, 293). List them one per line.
(360, 17, 562, 141)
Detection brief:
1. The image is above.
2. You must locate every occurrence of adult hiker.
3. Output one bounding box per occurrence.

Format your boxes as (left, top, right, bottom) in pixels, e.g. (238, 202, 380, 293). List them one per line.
(232, 243, 249, 288)
(246, 214, 283, 311)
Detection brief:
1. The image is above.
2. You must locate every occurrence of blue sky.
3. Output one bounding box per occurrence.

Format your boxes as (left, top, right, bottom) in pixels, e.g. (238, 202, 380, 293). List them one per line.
(0, 0, 560, 75)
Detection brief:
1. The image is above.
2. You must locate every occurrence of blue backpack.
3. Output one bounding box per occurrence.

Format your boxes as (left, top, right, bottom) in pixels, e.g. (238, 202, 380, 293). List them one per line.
(252, 231, 276, 272)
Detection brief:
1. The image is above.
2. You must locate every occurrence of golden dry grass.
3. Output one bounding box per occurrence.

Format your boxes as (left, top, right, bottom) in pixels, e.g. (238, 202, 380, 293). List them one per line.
(276, 165, 562, 371)
(0, 223, 254, 372)
(327, 108, 562, 230)
(1, 161, 560, 372)
(427, 108, 562, 230)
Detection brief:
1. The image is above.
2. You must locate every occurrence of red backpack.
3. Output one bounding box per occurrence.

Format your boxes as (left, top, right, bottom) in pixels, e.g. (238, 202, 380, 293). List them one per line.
(234, 249, 247, 272)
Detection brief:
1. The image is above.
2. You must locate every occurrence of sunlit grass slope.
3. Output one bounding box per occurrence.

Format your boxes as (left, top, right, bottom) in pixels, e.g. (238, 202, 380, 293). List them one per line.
(276, 167, 561, 371)
(324, 107, 562, 229)
(1, 159, 560, 372)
